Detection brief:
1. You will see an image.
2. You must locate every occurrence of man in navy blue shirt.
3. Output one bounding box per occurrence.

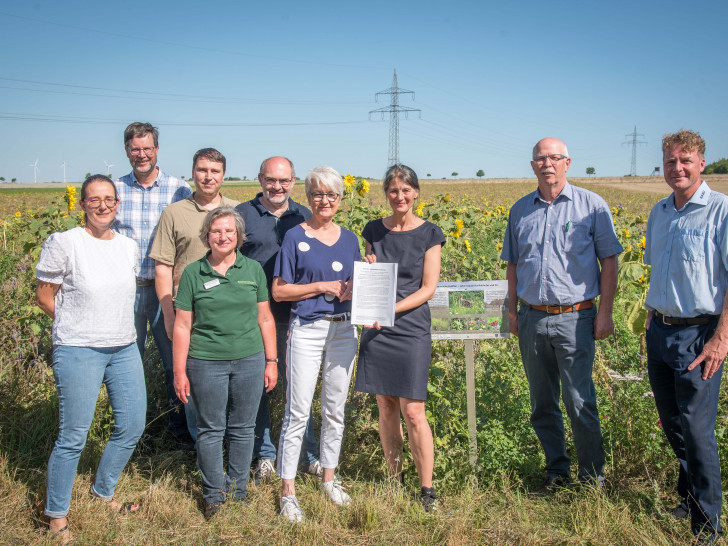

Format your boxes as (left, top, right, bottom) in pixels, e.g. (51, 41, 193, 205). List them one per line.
(235, 156, 321, 482)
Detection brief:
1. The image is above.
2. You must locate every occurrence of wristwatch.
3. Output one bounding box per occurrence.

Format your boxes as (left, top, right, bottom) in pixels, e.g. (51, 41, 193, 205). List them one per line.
(266, 357, 278, 363)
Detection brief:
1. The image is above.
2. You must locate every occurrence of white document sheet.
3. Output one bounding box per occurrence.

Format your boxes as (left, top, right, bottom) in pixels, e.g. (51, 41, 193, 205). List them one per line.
(350, 261, 398, 327)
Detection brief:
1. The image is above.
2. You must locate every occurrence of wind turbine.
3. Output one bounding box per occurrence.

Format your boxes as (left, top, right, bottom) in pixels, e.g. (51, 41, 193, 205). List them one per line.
(60, 160, 67, 183)
(103, 160, 114, 177)
(29, 159, 39, 183)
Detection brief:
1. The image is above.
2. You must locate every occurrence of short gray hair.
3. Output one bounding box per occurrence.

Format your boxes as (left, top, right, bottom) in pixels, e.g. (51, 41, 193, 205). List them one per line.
(305, 166, 343, 196)
(124, 122, 159, 148)
(199, 206, 246, 249)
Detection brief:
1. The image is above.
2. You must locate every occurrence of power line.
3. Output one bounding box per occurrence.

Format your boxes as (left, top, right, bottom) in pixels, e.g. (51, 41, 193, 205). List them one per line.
(0, 111, 369, 128)
(0, 77, 369, 106)
(369, 69, 421, 166)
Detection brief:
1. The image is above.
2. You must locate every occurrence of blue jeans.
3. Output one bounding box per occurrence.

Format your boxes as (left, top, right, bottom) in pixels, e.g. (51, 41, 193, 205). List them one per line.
(253, 320, 318, 465)
(518, 304, 604, 480)
(187, 352, 264, 504)
(134, 283, 196, 441)
(647, 315, 723, 536)
(45, 343, 146, 518)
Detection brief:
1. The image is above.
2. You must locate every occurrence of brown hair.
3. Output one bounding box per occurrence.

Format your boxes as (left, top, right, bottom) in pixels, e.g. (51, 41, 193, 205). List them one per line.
(383, 164, 419, 193)
(192, 148, 226, 173)
(124, 122, 159, 147)
(81, 174, 118, 201)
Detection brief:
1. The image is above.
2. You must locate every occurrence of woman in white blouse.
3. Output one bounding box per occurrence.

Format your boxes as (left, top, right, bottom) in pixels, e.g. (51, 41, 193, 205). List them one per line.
(35, 175, 146, 544)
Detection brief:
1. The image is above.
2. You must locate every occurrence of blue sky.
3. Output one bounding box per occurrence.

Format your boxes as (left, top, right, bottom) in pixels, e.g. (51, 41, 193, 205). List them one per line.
(1, 0, 726, 183)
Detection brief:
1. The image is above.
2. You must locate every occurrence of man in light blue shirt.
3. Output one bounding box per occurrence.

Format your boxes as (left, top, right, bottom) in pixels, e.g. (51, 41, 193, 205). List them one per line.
(113, 122, 193, 447)
(644, 129, 728, 543)
(501, 137, 622, 488)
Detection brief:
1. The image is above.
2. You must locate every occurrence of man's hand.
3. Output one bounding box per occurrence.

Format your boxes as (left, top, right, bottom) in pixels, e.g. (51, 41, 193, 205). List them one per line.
(688, 333, 728, 380)
(509, 309, 518, 337)
(593, 309, 615, 340)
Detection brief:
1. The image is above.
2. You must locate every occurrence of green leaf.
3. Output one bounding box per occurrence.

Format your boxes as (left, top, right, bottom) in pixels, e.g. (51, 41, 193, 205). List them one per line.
(624, 301, 647, 335)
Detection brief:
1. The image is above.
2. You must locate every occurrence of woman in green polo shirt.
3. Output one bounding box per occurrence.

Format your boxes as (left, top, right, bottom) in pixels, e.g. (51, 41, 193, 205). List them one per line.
(172, 206, 278, 519)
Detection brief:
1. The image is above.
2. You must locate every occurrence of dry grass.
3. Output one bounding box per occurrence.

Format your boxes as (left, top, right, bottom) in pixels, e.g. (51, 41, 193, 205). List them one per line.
(0, 449, 698, 545)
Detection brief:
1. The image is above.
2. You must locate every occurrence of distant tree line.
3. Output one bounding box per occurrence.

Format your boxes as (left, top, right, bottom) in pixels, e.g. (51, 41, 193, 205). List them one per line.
(705, 158, 728, 174)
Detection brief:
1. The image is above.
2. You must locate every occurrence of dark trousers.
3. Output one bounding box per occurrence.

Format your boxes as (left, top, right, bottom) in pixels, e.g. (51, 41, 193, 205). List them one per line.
(647, 315, 723, 536)
(518, 304, 604, 480)
(134, 284, 192, 441)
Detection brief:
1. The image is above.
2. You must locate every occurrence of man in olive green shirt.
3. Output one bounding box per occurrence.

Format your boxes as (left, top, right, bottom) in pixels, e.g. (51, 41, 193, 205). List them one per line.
(150, 148, 238, 340)
(149, 148, 238, 442)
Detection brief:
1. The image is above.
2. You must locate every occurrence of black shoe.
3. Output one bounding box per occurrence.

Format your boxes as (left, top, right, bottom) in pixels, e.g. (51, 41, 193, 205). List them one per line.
(204, 501, 223, 520)
(420, 487, 437, 513)
(542, 474, 570, 490)
(695, 532, 720, 546)
(670, 500, 690, 519)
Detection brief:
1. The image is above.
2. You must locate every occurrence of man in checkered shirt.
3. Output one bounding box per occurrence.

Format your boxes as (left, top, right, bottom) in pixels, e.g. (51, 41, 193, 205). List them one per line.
(113, 122, 193, 447)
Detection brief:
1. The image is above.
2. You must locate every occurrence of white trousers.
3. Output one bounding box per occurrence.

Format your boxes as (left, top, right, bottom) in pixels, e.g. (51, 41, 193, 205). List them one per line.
(277, 317, 357, 480)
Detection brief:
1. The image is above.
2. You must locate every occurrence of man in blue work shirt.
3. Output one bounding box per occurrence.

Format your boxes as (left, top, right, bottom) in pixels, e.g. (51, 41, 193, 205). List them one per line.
(113, 122, 193, 447)
(501, 137, 622, 488)
(235, 156, 322, 482)
(645, 129, 728, 544)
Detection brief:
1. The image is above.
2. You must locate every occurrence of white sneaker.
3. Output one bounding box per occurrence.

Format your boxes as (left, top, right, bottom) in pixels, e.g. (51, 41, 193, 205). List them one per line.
(322, 480, 351, 507)
(279, 495, 304, 523)
(253, 459, 276, 484)
(300, 460, 323, 477)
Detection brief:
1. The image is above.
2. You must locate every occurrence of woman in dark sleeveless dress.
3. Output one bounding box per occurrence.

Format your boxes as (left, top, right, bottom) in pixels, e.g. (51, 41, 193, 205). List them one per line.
(354, 164, 445, 511)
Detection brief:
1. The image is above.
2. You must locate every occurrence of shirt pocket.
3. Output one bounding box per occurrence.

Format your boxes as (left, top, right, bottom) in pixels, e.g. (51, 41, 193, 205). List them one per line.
(562, 222, 592, 254)
(678, 227, 708, 262)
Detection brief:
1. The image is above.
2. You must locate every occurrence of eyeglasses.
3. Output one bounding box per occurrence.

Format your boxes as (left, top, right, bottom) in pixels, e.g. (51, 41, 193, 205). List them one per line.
(262, 176, 293, 187)
(532, 154, 568, 165)
(82, 197, 118, 208)
(128, 147, 157, 156)
(310, 192, 340, 202)
(209, 228, 237, 238)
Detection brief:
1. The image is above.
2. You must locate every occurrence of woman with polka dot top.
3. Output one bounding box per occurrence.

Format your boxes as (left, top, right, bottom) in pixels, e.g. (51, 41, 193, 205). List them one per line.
(272, 166, 361, 522)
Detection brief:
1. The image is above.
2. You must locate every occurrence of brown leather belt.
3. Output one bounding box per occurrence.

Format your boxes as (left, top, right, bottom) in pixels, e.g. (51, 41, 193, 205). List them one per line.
(136, 278, 155, 287)
(527, 300, 593, 314)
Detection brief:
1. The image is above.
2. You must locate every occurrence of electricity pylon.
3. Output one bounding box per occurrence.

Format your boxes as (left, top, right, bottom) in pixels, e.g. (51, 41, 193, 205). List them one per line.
(370, 69, 420, 166)
(623, 126, 647, 176)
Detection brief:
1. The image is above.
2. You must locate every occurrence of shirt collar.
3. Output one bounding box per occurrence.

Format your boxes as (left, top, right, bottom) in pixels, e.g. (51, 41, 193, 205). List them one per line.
(532, 180, 573, 204)
(252, 192, 301, 217)
(130, 167, 161, 188)
(666, 180, 711, 211)
(200, 250, 245, 276)
(188, 193, 227, 212)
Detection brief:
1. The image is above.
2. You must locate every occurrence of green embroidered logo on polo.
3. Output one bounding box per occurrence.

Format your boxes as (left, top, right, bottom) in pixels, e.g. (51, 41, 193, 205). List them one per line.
(237, 280, 257, 286)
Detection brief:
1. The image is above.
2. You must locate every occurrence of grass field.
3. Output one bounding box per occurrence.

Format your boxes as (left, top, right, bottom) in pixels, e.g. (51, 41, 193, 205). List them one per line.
(1, 177, 726, 544)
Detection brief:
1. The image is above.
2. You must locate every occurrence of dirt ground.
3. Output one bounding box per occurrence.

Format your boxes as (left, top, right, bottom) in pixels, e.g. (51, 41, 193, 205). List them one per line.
(420, 174, 728, 195)
(4, 174, 728, 194)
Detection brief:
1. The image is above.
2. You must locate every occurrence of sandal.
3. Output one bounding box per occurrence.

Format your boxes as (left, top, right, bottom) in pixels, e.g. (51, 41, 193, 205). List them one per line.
(116, 501, 140, 515)
(49, 523, 73, 545)
(89, 487, 140, 515)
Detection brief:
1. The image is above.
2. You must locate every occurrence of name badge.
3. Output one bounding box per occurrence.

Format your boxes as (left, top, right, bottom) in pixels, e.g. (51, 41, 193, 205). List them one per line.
(204, 279, 220, 290)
